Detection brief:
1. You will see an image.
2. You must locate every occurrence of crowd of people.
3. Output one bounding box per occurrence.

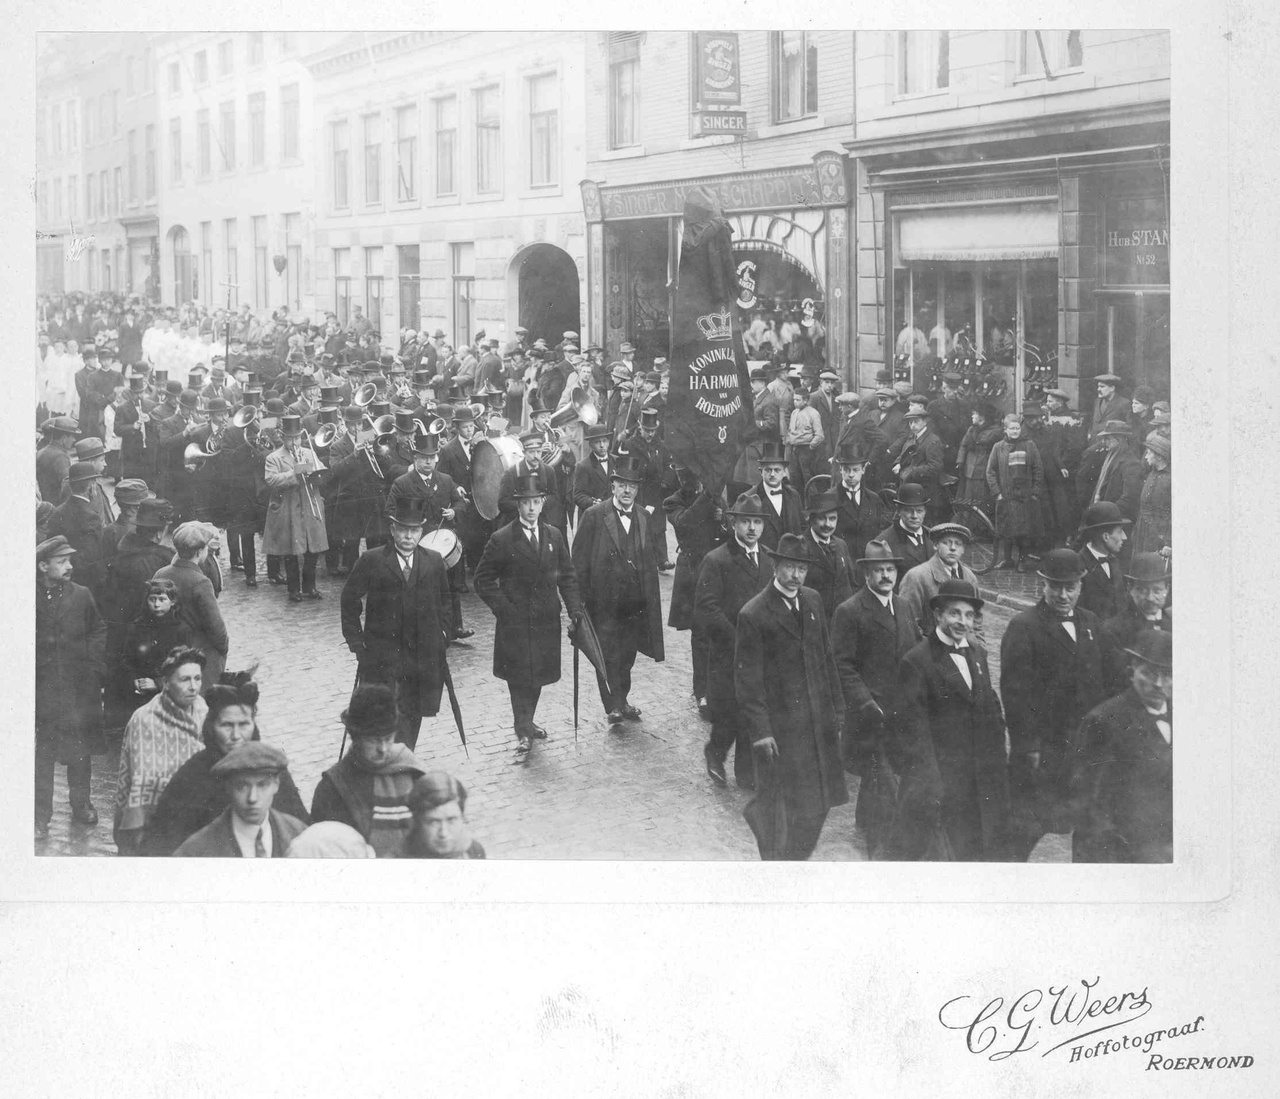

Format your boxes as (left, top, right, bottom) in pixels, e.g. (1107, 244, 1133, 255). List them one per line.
(35, 290, 1172, 862)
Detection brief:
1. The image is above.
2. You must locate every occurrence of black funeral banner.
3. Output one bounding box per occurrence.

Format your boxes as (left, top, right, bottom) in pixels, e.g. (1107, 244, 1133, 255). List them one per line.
(666, 187, 754, 495)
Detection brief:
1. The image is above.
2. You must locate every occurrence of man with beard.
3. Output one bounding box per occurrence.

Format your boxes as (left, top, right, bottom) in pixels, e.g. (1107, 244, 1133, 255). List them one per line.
(695, 494, 772, 788)
(743, 441, 802, 552)
(1000, 548, 1106, 861)
(1099, 552, 1171, 696)
(1070, 630, 1172, 863)
(735, 533, 847, 860)
(572, 454, 665, 724)
(876, 483, 934, 587)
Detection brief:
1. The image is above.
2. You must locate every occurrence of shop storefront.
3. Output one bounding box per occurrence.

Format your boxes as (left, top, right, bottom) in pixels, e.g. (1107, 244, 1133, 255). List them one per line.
(121, 215, 161, 304)
(580, 151, 851, 376)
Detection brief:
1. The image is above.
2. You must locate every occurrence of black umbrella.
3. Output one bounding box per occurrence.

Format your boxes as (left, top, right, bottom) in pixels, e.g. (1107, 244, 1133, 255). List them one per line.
(441, 652, 468, 757)
(569, 611, 611, 743)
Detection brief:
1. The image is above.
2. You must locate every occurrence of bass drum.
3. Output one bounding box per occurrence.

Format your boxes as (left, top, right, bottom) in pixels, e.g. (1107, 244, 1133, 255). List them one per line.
(419, 528, 462, 569)
(470, 435, 525, 520)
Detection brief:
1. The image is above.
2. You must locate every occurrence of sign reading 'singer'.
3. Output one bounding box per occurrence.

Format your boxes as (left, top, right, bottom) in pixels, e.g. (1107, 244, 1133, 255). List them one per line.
(666, 188, 753, 493)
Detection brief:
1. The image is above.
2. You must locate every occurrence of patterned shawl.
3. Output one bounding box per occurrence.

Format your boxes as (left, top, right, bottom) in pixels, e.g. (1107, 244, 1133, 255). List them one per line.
(115, 690, 209, 833)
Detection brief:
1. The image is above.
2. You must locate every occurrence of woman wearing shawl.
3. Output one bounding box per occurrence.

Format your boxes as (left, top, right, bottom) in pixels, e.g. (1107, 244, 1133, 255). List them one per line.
(114, 646, 208, 855)
(309, 684, 426, 857)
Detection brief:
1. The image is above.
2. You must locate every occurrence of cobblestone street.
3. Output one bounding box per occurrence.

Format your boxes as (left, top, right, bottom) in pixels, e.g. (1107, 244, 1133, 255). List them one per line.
(37, 531, 1068, 862)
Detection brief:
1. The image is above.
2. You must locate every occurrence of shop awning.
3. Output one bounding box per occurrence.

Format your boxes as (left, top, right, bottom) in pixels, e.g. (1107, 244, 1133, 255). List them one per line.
(896, 203, 1058, 262)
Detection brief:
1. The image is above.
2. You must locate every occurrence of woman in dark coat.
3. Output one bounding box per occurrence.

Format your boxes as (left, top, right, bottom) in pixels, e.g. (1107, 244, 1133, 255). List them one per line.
(985, 413, 1045, 570)
(153, 522, 229, 690)
(956, 404, 1001, 508)
(119, 578, 194, 711)
(140, 674, 309, 856)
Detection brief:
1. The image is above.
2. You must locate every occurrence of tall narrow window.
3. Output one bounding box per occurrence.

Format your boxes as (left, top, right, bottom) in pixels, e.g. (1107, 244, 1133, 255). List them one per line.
(201, 221, 213, 304)
(1018, 30, 1083, 76)
(169, 61, 181, 94)
(84, 176, 93, 223)
(252, 215, 268, 310)
(331, 120, 349, 208)
(197, 109, 211, 176)
(112, 91, 119, 134)
(278, 33, 296, 56)
(69, 176, 78, 221)
(528, 74, 558, 187)
(53, 177, 62, 221)
(194, 50, 208, 86)
(333, 248, 351, 324)
(451, 242, 475, 349)
(248, 32, 264, 67)
(398, 244, 421, 331)
(474, 85, 501, 194)
(98, 169, 108, 218)
(898, 31, 950, 94)
(36, 106, 45, 156)
(395, 103, 418, 201)
(142, 48, 153, 92)
(284, 212, 301, 310)
(113, 167, 122, 215)
(38, 181, 47, 224)
(218, 39, 234, 76)
(84, 101, 94, 146)
(145, 123, 156, 197)
(127, 129, 138, 200)
(365, 246, 384, 325)
(434, 96, 457, 196)
(126, 57, 136, 97)
(219, 101, 235, 170)
(772, 31, 818, 121)
(169, 117, 182, 181)
(362, 113, 381, 204)
(249, 92, 265, 167)
(280, 84, 300, 160)
(224, 219, 238, 305)
(51, 105, 62, 153)
(67, 101, 79, 150)
(608, 33, 640, 149)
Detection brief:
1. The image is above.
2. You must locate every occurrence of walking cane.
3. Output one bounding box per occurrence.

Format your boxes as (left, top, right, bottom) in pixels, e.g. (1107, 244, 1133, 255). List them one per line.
(338, 666, 360, 762)
(573, 638, 580, 749)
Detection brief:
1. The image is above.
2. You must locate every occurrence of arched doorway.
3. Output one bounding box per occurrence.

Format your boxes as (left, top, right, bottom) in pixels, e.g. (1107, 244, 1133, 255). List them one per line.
(511, 244, 580, 347)
(168, 225, 194, 305)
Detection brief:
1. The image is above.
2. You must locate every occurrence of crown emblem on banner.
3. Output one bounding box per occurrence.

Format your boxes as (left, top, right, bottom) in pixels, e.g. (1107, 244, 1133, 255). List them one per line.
(696, 309, 733, 342)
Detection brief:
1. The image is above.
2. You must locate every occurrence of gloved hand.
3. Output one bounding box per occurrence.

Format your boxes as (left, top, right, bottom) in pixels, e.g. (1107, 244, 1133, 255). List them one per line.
(754, 736, 779, 762)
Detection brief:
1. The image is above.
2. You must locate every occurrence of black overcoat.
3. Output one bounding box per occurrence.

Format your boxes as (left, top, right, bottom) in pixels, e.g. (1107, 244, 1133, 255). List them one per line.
(743, 481, 803, 551)
(801, 531, 855, 621)
(833, 485, 887, 564)
(474, 519, 581, 686)
(46, 495, 107, 597)
(1099, 605, 1172, 697)
(734, 585, 848, 817)
(35, 579, 106, 761)
(572, 500, 665, 662)
(1078, 548, 1127, 621)
(664, 486, 724, 630)
(693, 538, 770, 702)
(572, 453, 612, 513)
(876, 521, 935, 590)
(896, 428, 947, 514)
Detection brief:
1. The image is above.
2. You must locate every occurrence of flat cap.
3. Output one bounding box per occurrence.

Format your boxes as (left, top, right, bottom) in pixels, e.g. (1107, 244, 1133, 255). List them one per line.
(113, 478, 152, 505)
(210, 741, 289, 778)
(36, 535, 76, 562)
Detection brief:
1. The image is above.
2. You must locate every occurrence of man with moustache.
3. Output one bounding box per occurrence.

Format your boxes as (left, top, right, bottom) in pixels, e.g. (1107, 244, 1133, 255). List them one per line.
(876, 483, 934, 587)
(743, 441, 803, 551)
(801, 485, 855, 621)
(1000, 548, 1107, 861)
(1077, 420, 1144, 522)
(694, 494, 772, 788)
(894, 405, 948, 523)
(735, 533, 847, 860)
(1099, 552, 1172, 696)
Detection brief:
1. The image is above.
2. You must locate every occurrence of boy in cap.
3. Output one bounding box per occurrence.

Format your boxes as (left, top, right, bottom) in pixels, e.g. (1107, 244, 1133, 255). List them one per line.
(173, 743, 306, 857)
(35, 536, 107, 835)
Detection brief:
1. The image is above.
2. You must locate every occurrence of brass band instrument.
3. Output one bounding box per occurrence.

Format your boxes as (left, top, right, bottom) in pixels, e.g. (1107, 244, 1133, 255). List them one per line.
(291, 431, 326, 520)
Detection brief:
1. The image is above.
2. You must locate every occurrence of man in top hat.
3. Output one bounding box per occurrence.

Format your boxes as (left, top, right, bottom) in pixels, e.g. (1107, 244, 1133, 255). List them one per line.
(735, 532, 847, 859)
(876, 483, 934, 588)
(743, 441, 803, 552)
(112, 374, 154, 481)
(572, 453, 665, 723)
(830, 538, 922, 850)
(46, 461, 111, 601)
(35, 536, 107, 836)
(174, 742, 307, 857)
(389, 426, 472, 638)
(1133, 433, 1171, 557)
(498, 430, 567, 534)
(37, 416, 80, 504)
(341, 496, 454, 751)
(572, 424, 615, 513)
(474, 473, 584, 760)
(619, 406, 675, 569)
(1070, 630, 1172, 863)
(1077, 419, 1143, 523)
(1090, 373, 1128, 440)
(1000, 548, 1107, 860)
(894, 579, 1011, 861)
(325, 402, 391, 575)
(897, 522, 980, 638)
(802, 485, 855, 622)
(694, 493, 773, 787)
(262, 413, 330, 602)
(1098, 552, 1171, 696)
(1075, 501, 1131, 620)
(831, 442, 889, 574)
(894, 405, 947, 523)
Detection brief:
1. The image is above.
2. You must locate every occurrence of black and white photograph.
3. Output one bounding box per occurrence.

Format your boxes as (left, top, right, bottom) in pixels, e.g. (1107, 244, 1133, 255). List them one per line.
(30, 28, 1178, 862)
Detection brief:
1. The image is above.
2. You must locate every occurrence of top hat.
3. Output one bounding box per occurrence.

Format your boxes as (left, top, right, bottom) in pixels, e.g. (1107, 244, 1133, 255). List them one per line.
(895, 483, 929, 508)
(1143, 434, 1172, 462)
(128, 375, 147, 392)
(210, 741, 288, 779)
(319, 408, 340, 425)
(1123, 629, 1172, 671)
(36, 535, 76, 563)
(857, 538, 903, 565)
(319, 386, 341, 406)
(805, 490, 839, 516)
(512, 474, 546, 499)
(637, 407, 660, 428)
(583, 424, 613, 441)
(1125, 552, 1171, 584)
(834, 442, 873, 466)
(152, 368, 169, 383)
(1078, 501, 1132, 535)
(1037, 547, 1086, 582)
(611, 454, 646, 483)
(394, 411, 417, 434)
(758, 441, 787, 464)
(243, 388, 263, 407)
(186, 372, 205, 390)
(410, 430, 439, 456)
(482, 386, 506, 407)
(134, 498, 173, 529)
(385, 495, 428, 527)
(370, 400, 392, 419)
(1095, 419, 1132, 439)
(74, 438, 107, 461)
(930, 578, 984, 612)
(725, 493, 770, 519)
(765, 533, 811, 564)
(1094, 373, 1122, 385)
(928, 522, 973, 543)
(279, 414, 303, 437)
(411, 370, 433, 388)
(341, 683, 400, 739)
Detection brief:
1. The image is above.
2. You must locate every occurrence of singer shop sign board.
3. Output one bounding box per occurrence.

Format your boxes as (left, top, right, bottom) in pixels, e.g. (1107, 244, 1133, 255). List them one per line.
(693, 110, 747, 137)
(693, 32, 741, 109)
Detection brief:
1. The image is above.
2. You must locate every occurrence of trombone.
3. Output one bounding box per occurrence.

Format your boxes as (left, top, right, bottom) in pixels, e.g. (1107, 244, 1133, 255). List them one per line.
(292, 430, 327, 521)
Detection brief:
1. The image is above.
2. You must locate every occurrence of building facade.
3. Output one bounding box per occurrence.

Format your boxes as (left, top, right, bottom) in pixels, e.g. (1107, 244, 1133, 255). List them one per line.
(306, 31, 589, 350)
(580, 31, 856, 373)
(849, 30, 1170, 413)
(153, 31, 338, 313)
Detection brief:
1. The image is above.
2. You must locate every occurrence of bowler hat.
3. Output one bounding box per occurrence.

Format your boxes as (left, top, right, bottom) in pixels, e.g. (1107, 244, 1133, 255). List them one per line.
(210, 741, 288, 778)
(68, 460, 98, 483)
(930, 578, 984, 612)
(1037, 547, 1086, 582)
(340, 683, 399, 739)
(1078, 501, 1132, 535)
(394, 411, 417, 434)
(928, 522, 972, 543)
(74, 438, 106, 461)
(178, 389, 200, 410)
(447, 406, 473, 425)
(385, 495, 428, 527)
(724, 493, 769, 519)
(206, 397, 231, 414)
(895, 483, 928, 508)
(512, 474, 546, 499)
(279, 414, 303, 437)
(805, 490, 839, 516)
(858, 538, 902, 565)
(1143, 434, 1171, 462)
(1123, 629, 1172, 671)
(611, 454, 646, 483)
(758, 441, 787, 464)
(583, 423, 612, 441)
(765, 533, 811, 564)
(113, 478, 152, 506)
(1095, 420, 1132, 439)
(749, 367, 770, 382)
(134, 499, 173, 530)
(36, 535, 76, 562)
(432, 329, 446, 339)
(342, 404, 364, 423)
(1125, 552, 1171, 584)
(165, 380, 184, 397)
(264, 398, 288, 417)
